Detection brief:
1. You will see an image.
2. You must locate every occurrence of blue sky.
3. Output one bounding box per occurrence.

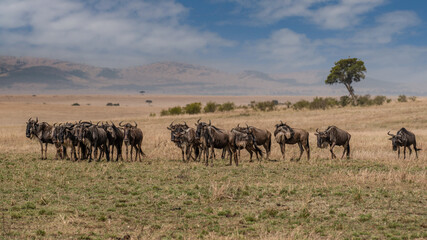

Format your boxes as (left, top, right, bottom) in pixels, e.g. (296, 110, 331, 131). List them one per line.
(1, 0, 426, 85)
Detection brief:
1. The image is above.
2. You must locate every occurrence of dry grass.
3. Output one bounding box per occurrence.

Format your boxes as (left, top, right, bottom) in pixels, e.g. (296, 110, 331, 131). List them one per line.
(0, 95, 426, 239)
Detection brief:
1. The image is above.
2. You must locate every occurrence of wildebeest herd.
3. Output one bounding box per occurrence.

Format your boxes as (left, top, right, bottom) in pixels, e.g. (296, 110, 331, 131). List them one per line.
(26, 117, 421, 165)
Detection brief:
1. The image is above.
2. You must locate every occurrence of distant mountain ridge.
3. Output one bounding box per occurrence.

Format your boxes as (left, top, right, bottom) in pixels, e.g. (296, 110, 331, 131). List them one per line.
(0, 56, 422, 95)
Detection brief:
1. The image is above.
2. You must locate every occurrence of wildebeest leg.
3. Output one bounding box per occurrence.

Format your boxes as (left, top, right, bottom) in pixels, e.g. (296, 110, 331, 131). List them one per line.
(231, 147, 237, 166)
(185, 145, 192, 162)
(280, 143, 286, 161)
(304, 142, 310, 160)
(105, 144, 110, 162)
(397, 147, 400, 158)
(297, 142, 304, 161)
(341, 145, 347, 159)
(404, 146, 407, 159)
(330, 143, 336, 159)
(407, 146, 412, 157)
(130, 145, 134, 162)
(125, 143, 129, 161)
(181, 147, 185, 162)
(44, 143, 48, 159)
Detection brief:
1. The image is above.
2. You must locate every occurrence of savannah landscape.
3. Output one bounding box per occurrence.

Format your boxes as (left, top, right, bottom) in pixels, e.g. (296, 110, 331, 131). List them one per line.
(0, 95, 426, 239)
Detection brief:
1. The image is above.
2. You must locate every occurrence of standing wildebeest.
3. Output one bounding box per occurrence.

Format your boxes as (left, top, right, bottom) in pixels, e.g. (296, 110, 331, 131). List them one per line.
(315, 126, 351, 159)
(230, 125, 263, 163)
(57, 123, 79, 161)
(80, 123, 110, 162)
(167, 121, 199, 162)
(120, 121, 145, 162)
(26, 117, 62, 159)
(173, 126, 200, 162)
(388, 128, 421, 159)
(233, 124, 271, 160)
(195, 119, 232, 166)
(274, 122, 310, 161)
(105, 122, 124, 161)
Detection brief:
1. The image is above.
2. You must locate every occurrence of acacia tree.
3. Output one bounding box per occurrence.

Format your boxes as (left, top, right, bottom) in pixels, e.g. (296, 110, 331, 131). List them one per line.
(326, 58, 366, 105)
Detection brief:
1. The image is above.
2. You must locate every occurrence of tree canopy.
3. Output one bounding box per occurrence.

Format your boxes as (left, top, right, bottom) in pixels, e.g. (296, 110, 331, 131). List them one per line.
(326, 58, 366, 104)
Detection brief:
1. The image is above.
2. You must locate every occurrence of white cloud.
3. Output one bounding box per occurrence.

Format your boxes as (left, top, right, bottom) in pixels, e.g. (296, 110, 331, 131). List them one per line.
(0, 0, 233, 67)
(254, 28, 325, 71)
(224, 0, 385, 29)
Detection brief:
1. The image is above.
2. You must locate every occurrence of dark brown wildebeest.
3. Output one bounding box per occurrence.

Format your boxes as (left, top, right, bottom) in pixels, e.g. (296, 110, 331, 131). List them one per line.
(120, 121, 145, 162)
(274, 121, 310, 161)
(195, 119, 232, 166)
(167, 121, 198, 162)
(80, 122, 110, 162)
(173, 126, 200, 162)
(57, 123, 79, 161)
(230, 125, 263, 164)
(105, 121, 124, 161)
(233, 124, 271, 160)
(315, 126, 351, 159)
(26, 117, 62, 159)
(388, 128, 421, 159)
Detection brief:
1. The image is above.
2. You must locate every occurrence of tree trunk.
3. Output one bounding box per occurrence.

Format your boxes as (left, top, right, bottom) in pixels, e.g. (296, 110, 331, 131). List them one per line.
(344, 83, 357, 105)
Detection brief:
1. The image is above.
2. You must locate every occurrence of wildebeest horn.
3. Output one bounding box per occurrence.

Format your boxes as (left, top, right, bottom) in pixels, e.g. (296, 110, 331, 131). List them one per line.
(208, 120, 211, 126)
(184, 121, 188, 127)
(96, 121, 100, 126)
(237, 123, 240, 128)
(28, 117, 32, 122)
(119, 121, 124, 127)
(316, 128, 320, 133)
(197, 118, 201, 124)
(170, 121, 174, 127)
(35, 117, 38, 123)
(246, 123, 249, 128)
(133, 121, 138, 127)
(79, 120, 82, 124)
(387, 131, 395, 137)
(280, 120, 284, 125)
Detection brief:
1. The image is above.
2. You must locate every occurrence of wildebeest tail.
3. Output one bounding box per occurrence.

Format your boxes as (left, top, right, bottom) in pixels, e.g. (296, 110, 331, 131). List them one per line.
(139, 148, 146, 157)
(414, 139, 421, 151)
(347, 143, 350, 157)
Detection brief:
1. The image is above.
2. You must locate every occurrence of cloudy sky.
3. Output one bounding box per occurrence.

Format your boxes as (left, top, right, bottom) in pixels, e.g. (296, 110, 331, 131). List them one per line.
(1, 0, 426, 85)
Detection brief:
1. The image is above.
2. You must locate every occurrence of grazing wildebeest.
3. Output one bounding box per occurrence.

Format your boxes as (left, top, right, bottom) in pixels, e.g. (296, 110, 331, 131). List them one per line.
(26, 117, 62, 159)
(195, 119, 232, 166)
(173, 126, 200, 162)
(274, 122, 310, 161)
(230, 125, 263, 164)
(388, 128, 421, 159)
(120, 121, 145, 162)
(315, 126, 351, 159)
(233, 124, 271, 160)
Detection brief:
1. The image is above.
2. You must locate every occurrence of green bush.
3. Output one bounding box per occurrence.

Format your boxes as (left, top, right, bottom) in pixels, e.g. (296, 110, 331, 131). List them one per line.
(339, 96, 351, 107)
(356, 95, 374, 106)
(184, 102, 202, 114)
(285, 101, 292, 109)
(373, 95, 387, 105)
(397, 95, 407, 102)
(254, 101, 276, 111)
(169, 106, 183, 115)
(293, 100, 310, 110)
(204, 101, 218, 113)
(409, 96, 417, 102)
(160, 109, 169, 116)
(71, 103, 80, 106)
(218, 102, 235, 112)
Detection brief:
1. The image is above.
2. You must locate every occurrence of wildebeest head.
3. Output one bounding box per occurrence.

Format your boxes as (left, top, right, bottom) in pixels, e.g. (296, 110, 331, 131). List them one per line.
(168, 121, 189, 142)
(26, 117, 38, 138)
(120, 121, 137, 142)
(388, 131, 403, 151)
(315, 128, 329, 148)
(104, 122, 116, 140)
(195, 118, 208, 139)
(52, 123, 61, 143)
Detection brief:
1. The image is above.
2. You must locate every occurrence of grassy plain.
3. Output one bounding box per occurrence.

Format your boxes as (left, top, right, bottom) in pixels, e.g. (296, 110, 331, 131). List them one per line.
(0, 95, 426, 239)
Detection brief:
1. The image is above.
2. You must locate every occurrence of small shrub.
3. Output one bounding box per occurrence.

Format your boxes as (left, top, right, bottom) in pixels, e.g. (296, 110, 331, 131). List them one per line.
(310, 97, 328, 110)
(204, 101, 218, 113)
(36, 229, 46, 236)
(356, 95, 374, 106)
(285, 101, 292, 108)
(293, 100, 310, 110)
(106, 102, 113, 106)
(409, 96, 417, 101)
(168, 106, 183, 115)
(218, 102, 235, 112)
(149, 113, 156, 117)
(386, 98, 392, 103)
(106, 103, 120, 106)
(146, 100, 153, 104)
(397, 95, 407, 102)
(339, 96, 351, 107)
(184, 102, 202, 114)
(373, 95, 386, 105)
(160, 109, 169, 116)
(272, 100, 279, 105)
(71, 103, 80, 106)
(254, 101, 276, 111)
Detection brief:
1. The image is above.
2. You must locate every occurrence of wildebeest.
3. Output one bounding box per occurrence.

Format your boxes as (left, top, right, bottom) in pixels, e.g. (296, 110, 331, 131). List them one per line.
(315, 126, 351, 159)
(57, 123, 79, 161)
(233, 124, 271, 160)
(274, 122, 310, 161)
(195, 119, 232, 166)
(388, 128, 421, 159)
(173, 126, 200, 162)
(230, 125, 263, 164)
(80, 122, 110, 162)
(120, 121, 145, 161)
(26, 117, 62, 159)
(167, 121, 199, 162)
